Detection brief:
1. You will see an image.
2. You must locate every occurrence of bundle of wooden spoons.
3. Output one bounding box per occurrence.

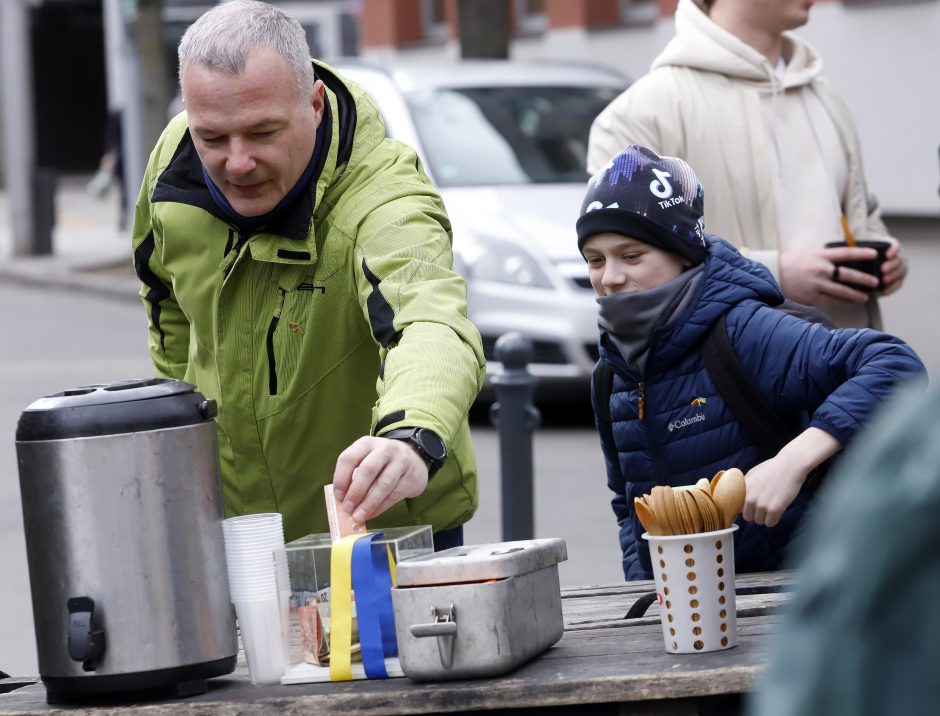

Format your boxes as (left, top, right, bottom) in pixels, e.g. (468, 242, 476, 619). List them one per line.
(634, 468, 746, 536)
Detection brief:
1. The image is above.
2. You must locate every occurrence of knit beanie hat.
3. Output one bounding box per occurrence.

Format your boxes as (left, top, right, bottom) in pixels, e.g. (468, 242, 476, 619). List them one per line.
(577, 145, 707, 264)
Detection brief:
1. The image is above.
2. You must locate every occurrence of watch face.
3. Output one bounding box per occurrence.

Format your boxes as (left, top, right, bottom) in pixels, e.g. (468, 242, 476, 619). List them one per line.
(416, 429, 447, 461)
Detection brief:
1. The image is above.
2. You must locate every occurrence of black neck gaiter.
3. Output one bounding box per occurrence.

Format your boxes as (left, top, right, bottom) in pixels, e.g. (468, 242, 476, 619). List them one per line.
(597, 265, 704, 375)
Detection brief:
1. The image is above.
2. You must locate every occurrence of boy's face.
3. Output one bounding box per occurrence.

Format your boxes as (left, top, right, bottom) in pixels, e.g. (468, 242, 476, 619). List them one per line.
(582, 233, 690, 296)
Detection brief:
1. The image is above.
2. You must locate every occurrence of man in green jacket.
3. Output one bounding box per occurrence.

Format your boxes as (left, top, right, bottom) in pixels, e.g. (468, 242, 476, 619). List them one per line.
(132, 0, 485, 546)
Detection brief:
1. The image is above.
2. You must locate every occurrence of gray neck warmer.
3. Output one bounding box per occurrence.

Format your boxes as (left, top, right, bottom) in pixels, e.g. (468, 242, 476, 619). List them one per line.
(597, 265, 704, 375)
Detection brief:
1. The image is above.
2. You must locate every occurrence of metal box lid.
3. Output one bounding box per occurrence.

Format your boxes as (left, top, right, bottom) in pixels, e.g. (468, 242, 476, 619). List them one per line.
(395, 538, 567, 586)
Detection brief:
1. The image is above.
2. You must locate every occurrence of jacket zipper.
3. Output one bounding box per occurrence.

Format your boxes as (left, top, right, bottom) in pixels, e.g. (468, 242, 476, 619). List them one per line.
(222, 230, 250, 279)
(267, 288, 287, 395)
(618, 359, 661, 483)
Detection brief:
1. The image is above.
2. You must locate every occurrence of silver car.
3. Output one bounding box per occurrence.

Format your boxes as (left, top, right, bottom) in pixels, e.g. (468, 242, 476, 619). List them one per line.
(335, 60, 628, 397)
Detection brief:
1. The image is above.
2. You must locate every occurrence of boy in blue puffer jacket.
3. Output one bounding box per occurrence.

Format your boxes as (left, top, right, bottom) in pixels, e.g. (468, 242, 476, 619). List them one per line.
(579, 145, 926, 581)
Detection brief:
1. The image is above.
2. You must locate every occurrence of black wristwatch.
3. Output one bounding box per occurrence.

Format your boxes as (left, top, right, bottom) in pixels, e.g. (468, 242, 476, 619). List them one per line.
(383, 427, 448, 478)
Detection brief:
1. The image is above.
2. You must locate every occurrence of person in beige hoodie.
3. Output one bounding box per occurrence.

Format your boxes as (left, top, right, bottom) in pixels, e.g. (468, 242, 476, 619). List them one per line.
(587, 0, 907, 329)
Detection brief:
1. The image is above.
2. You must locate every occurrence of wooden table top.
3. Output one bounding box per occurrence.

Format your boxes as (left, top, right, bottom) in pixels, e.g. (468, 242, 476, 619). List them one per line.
(0, 571, 793, 715)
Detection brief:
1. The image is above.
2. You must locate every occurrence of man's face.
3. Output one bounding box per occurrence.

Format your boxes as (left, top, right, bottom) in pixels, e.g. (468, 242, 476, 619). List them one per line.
(582, 233, 691, 296)
(183, 47, 323, 217)
(754, 0, 813, 33)
(712, 0, 813, 34)
(762, 0, 813, 32)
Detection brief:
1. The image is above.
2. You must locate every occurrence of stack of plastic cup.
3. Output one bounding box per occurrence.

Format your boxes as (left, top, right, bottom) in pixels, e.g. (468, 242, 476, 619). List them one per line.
(222, 513, 291, 685)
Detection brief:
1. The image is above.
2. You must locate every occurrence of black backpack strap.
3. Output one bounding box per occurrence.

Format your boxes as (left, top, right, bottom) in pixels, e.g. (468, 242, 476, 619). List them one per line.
(592, 359, 613, 427)
(701, 313, 792, 459)
(776, 298, 837, 329)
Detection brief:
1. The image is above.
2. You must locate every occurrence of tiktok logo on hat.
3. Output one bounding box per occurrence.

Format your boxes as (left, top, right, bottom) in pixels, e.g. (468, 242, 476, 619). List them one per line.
(649, 169, 673, 200)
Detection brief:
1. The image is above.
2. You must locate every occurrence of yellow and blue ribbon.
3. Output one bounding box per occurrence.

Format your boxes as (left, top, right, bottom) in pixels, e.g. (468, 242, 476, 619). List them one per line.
(329, 533, 398, 681)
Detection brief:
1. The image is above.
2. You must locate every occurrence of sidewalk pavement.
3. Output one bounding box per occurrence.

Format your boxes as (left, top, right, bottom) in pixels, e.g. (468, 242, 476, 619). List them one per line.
(0, 174, 139, 300)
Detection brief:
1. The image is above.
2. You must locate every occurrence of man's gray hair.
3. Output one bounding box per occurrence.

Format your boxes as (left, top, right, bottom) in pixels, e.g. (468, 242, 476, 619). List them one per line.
(178, 0, 315, 100)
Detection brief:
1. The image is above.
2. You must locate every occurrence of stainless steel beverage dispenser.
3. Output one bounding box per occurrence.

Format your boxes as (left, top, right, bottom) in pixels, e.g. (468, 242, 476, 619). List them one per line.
(15, 378, 238, 703)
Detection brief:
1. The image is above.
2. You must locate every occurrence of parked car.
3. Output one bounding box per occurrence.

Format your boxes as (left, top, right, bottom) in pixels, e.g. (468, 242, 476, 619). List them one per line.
(334, 60, 629, 399)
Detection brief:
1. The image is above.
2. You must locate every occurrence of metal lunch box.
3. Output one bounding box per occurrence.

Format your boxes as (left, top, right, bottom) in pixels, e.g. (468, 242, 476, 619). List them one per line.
(391, 538, 567, 681)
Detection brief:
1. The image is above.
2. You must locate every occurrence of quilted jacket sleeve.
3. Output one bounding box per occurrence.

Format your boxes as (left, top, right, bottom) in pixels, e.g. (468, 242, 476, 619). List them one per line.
(730, 306, 927, 447)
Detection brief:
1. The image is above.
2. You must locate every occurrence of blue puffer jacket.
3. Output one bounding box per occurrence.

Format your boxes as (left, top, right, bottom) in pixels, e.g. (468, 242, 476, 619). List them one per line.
(594, 237, 926, 580)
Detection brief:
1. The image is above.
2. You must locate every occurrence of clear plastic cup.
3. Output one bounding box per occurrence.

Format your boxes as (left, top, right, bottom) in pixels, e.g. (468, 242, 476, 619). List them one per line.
(643, 525, 738, 654)
(223, 515, 284, 547)
(226, 553, 289, 598)
(224, 512, 284, 529)
(223, 531, 284, 545)
(235, 594, 288, 685)
(228, 577, 288, 600)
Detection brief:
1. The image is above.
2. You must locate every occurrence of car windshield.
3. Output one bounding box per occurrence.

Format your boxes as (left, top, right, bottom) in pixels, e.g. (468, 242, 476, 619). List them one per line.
(405, 85, 623, 187)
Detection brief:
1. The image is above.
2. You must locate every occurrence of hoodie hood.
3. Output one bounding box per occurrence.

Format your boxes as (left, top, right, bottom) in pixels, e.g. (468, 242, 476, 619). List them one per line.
(600, 235, 784, 377)
(653, 0, 823, 90)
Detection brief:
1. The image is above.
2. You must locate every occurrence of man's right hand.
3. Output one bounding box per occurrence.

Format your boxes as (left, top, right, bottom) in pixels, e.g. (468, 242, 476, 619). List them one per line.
(332, 436, 430, 524)
(778, 246, 879, 305)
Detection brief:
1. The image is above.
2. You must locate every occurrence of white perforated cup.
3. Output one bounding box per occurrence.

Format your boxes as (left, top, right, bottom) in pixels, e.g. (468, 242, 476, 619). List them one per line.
(643, 525, 738, 654)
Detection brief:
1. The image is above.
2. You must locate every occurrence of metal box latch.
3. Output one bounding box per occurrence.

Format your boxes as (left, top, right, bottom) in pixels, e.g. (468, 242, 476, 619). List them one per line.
(410, 604, 457, 669)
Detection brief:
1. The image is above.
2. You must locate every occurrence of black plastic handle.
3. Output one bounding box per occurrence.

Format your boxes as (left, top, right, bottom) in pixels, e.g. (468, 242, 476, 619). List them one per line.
(623, 583, 791, 619)
(199, 399, 218, 419)
(67, 596, 106, 672)
(624, 591, 658, 619)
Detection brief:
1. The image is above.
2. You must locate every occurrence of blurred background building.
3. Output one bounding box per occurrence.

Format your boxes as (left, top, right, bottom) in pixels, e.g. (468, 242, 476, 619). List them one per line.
(0, 0, 937, 258)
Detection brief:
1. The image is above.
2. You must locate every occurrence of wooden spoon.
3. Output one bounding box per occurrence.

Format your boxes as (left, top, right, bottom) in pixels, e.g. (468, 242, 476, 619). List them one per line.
(681, 489, 704, 534)
(650, 486, 675, 535)
(634, 497, 663, 536)
(709, 470, 725, 494)
(840, 213, 857, 247)
(711, 468, 746, 528)
(691, 487, 721, 532)
(671, 489, 691, 534)
(661, 487, 683, 536)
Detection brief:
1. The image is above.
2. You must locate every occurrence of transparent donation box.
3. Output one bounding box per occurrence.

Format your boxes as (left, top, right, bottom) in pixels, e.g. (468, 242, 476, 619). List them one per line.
(278, 525, 434, 683)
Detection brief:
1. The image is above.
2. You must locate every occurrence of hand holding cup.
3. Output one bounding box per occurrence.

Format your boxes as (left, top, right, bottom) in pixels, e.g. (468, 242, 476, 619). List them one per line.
(824, 240, 891, 295)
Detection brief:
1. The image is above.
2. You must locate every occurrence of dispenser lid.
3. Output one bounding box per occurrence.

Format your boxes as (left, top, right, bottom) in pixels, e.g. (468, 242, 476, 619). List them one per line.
(394, 538, 568, 586)
(15, 378, 217, 441)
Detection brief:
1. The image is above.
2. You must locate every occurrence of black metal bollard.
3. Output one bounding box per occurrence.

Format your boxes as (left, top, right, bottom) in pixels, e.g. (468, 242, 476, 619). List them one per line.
(489, 332, 542, 541)
(31, 167, 56, 256)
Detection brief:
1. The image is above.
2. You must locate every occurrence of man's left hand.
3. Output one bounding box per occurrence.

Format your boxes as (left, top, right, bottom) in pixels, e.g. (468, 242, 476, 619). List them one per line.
(332, 436, 429, 524)
(880, 238, 907, 296)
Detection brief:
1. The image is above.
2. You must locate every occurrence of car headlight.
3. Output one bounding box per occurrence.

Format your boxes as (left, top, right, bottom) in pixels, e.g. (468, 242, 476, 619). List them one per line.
(458, 235, 553, 289)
